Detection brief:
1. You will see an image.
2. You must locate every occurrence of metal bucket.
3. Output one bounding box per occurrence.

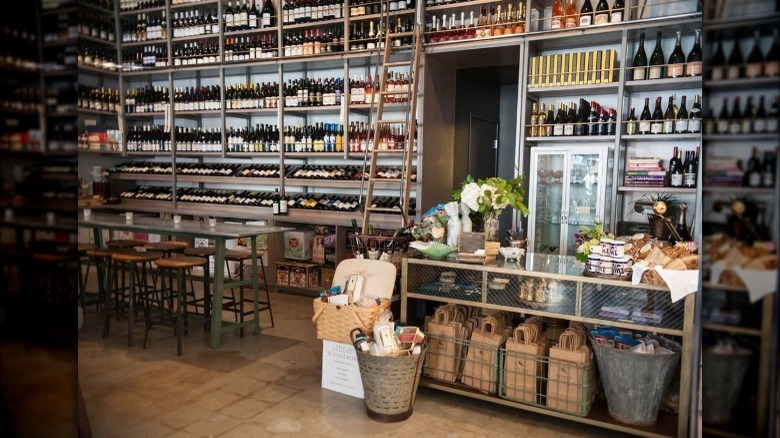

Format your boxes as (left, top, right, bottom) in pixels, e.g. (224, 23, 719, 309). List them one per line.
(591, 337, 681, 426)
(701, 347, 753, 425)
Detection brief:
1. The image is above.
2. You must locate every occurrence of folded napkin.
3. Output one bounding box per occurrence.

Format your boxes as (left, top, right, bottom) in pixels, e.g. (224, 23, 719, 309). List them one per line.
(733, 267, 777, 303)
(631, 264, 699, 303)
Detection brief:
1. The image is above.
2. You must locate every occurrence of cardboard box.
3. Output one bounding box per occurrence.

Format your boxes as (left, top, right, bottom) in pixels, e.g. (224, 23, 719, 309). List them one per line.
(276, 262, 290, 286)
(278, 260, 319, 289)
(284, 230, 315, 260)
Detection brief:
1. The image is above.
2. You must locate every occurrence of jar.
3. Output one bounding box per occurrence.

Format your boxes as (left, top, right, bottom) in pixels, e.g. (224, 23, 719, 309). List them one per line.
(587, 254, 601, 273)
(600, 238, 611, 256)
(613, 256, 632, 276)
(600, 257, 614, 275)
(590, 243, 602, 254)
(610, 240, 625, 257)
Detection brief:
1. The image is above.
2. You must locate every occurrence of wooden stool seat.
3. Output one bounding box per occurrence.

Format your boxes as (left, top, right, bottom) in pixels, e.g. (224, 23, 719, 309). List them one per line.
(183, 246, 216, 257)
(106, 239, 146, 248)
(111, 251, 163, 263)
(86, 247, 136, 258)
(145, 242, 188, 252)
(155, 256, 206, 269)
(164, 241, 189, 250)
(78, 243, 96, 253)
(224, 249, 265, 261)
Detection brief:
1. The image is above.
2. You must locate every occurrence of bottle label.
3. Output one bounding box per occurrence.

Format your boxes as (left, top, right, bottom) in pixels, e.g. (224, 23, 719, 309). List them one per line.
(553, 124, 564, 136)
(717, 120, 729, 134)
(754, 118, 767, 133)
(563, 124, 574, 136)
(686, 61, 702, 76)
(667, 64, 684, 78)
(767, 119, 778, 133)
(745, 63, 762, 78)
(662, 120, 674, 134)
(648, 66, 662, 80)
(763, 171, 774, 187)
(742, 119, 753, 133)
(632, 67, 646, 81)
(610, 11, 622, 22)
(674, 119, 689, 133)
(579, 16, 592, 26)
(626, 122, 637, 135)
(670, 174, 683, 186)
(711, 68, 724, 80)
(729, 121, 741, 134)
(551, 18, 562, 29)
(650, 121, 663, 134)
(683, 173, 696, 187)
(594, 13, 609, 24)
(749, 172, 761, 187)
(639, 120, 651, 133)
(765, 61, 780, 77)
(564, 17, 577, 28)
(727, 65, 740, 79)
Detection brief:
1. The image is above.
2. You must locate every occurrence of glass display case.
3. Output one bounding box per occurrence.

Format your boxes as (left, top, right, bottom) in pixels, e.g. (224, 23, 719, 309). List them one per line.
(527, 146, 613, 256)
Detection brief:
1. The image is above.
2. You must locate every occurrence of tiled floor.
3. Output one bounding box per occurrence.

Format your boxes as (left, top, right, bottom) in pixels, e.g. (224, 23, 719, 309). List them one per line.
(74, 276, 630, 438)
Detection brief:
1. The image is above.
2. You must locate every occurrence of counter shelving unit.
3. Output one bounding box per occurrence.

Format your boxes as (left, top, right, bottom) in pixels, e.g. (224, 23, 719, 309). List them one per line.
(400, 255, 696, 438)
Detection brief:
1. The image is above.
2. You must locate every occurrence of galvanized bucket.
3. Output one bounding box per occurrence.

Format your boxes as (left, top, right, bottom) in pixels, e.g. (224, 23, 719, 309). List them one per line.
(590, 337, 681, 426)
(701, 347, 753, 425)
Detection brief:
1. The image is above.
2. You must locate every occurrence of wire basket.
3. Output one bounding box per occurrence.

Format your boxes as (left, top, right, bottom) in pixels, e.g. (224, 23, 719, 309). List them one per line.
(354, 345, 427, 423)
(348, 233, 412, 269)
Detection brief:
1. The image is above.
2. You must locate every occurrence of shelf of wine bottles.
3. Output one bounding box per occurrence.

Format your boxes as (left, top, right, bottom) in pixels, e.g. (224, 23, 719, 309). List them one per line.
(425, 0, 526, 44)
(122, 45, 169, 70)
(225, 81, 277, 109)
(78, 85, 120, 113)
(79, 44, 120, 71)
(282, 123, 343, 152)
(527, 98, 616, 138)
(224, 0, 277, 33)
(172, 41, 220, 66)
(224, 34, 279, 61)
(628, 29, 702, 83)
(283, 77, 344, 107)
(624, 146, 698, 189)
(126, 124, 171, 152)
(283, 0, 344, 25)
(705, 94, 779, 137)
(171, 7, 219, 39)
(119, 0, 167, 14)
(624, 94, 702, 136)
(282, 27, 345, 57)
(227, 124, 281, 152)
(80, 10, 118, 44)
(124, 85, 169, 113)
(706, 28, 779, 82)
(121, 11, 168, 43)
(172, 85, 222, 111)
(0, 86, 42, 114)
(174, 126, 223, 152)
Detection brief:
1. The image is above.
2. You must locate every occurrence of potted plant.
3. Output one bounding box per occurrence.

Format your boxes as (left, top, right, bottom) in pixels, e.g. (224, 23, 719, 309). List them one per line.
(452, 174, 530, 242)
(633, 193, 681, 240)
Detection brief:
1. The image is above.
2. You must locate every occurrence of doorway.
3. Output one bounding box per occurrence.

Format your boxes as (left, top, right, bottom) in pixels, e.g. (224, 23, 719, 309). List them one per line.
(468, 115, 499, 180)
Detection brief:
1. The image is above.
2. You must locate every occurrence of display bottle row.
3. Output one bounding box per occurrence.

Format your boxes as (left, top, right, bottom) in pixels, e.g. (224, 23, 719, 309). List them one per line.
(283, 123, 343, 152)
(283, 0, 344, 24)
(224, 34, 279, 60)
(80, 44, 119, 70)
(225, 82, 280, 109)
(126, 124, 171, 151)
(125, 85, 169, 113)
(173, 85, 222, 111)
(347, 120, 414, 152)
(549, 0, 624, 29)
(120, 0, 165, 12)
(171, 9, 218, 38)
(172, 41, 219, 65)
(174, 126, 223, 152)
(224, 0, 276, 32)
(348, 19, 413, 50)
(1, 86, 41, 113)
(631, 29, 701, 80)
(348, 0, 414, 17)
(282, 26, 345, 56)
(80, 11, 118, 42)
(625, 94, 701, 135)
(741, 147, 776, 188)
(227, 124, 282, 152)
(123, 45, 169, 68)
(283, 77, 343, 107)
(528, 99, 615, 137)
(426, 2, 526, 43)
(708, 94, 780, 135)
(121, 11, 167, 42)
(668, 146, 698, 189)
(349, 72, 410, 104)
(709, 28, 780, 80)
(78, 85, 120, 112)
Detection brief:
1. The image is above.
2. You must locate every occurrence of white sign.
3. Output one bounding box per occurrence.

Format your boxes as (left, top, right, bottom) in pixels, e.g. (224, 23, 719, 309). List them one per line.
(321, 340, 364, 399)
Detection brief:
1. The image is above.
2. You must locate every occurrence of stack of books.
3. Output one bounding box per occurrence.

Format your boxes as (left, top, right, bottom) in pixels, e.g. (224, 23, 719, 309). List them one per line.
(704, 157, 743, 186)
(624, 157, 666, 187)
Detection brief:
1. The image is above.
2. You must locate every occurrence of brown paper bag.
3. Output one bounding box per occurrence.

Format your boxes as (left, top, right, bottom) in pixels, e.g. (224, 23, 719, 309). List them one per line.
(503, 324, 549, 403)
(461, 316, 509, 394)
(546, 329, 595, 415)
(425, 306, 465, 383)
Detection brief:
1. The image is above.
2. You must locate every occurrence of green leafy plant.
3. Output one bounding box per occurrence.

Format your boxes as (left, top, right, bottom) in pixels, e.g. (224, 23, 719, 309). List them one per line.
(451, 174, 530, 219)
(574, 219, 613, 263)
(634, 192, 682, 220)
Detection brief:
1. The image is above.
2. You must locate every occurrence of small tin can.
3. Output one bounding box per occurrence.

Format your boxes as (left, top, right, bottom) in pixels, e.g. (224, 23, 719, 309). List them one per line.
(600, 257, 614, 275)
(587, 254, 601, 273)
(610, 240, 625, 257)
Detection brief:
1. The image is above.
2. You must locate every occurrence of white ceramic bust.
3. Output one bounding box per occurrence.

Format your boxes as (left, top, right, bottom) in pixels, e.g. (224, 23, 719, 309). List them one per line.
(460, 202, 472, 233)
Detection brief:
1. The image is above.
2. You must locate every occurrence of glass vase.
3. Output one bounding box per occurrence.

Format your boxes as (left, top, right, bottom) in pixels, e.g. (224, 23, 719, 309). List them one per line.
(483, 213, 500, 242)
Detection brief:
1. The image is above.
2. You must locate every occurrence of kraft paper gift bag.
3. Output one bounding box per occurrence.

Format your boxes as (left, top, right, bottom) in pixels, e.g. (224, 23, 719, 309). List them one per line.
(503, 323, 549, 403)
(425, 306, 467, 383)
(462, 316, 509, 394)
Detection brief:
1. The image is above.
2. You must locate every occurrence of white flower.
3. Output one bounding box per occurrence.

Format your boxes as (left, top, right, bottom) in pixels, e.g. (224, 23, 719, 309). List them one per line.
(460, 182, 481, 211)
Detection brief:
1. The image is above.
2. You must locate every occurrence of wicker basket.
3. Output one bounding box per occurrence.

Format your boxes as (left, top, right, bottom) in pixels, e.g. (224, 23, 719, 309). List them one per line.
(354, 346, 427, 422)
(311, 298, 391, 344)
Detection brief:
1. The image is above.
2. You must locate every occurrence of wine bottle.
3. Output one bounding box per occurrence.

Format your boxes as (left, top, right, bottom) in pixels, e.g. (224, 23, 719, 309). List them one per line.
(744, 146, 762, 187)
(564, 0, 578, 28)
(727, 33, 744, 79)
(667, 30, 686, 78)
(530, 102, 539, 136)
(710, 33, 726, 80)
(768, 95, 779, 133)
(279, 188, 289, 214)
(662, 95, 675, 134)
(648, 31, 665, 80)
(746, 30, 765, 78)
(272, 188, 280, 214)
(674, 95, 689, 133)
(766, 29, 780, 77)
(689, 94, 702, 133)
(675, 204, 692, 241)
(729, 96, 742, 134)
(717, 97, 730, 134)
(579, 0, 593, 26)
(588, 101, 599, 136)
(594, 0, 609, 24)
(683, 150, 696, 188)
(538, 103, 548, 137)
(575, 98, 589, 136)
(632, 33, 648, 81)
(650, 96, 664, 134)
(762, 148, 776, 187)
(545, 104, 555, 136)
(639, 97, 652, 134)
(610, 0, 624, 22)
(754, 95, 768, 133)
(625, 106, 638, 135)
(261, 0, 275, 28)
(669, 146, 683, 187)
(686, 29, 702, 77)
(743, 96, 756, 134)
(553, 102, 565, 136)
(551, 0, 564, 30)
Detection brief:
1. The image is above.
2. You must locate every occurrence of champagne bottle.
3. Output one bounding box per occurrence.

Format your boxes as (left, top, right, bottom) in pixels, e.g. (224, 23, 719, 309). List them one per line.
(632, 32, 648, 80)
(579, 0, 593, 26)
(648, 31, 665, 80)
(610, 0, 624, 22)
(564, 0, 578, 28)
(746, 29, 765, 78)
(650, 96, 664, 134)
(662, 95, 675, 134)
(689, 94, 702, 133)
(710, 33, 726, 80)
(594, 0, 610, 24)
(667, 30, 686, 78)
(674, 95, 689, 133)
(625, 106, 638, 135)
(669, 146, 683, 187)
(686, 29, 702, 77)
(639, 97, 652, 134)
(675, 203, 692, 241)
(727, 33, 744, 79)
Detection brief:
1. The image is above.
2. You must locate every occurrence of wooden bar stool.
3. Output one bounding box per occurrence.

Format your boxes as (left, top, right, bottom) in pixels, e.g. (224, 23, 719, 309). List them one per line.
(144, 241, 188, 256)
(106, 239, 146, 249)
(104, 251, 163, 348)
(154, 256, 208, 356)
(78, 243, 97, 308)
(224, 248, 274, 336)
(83, 247, 137, 311)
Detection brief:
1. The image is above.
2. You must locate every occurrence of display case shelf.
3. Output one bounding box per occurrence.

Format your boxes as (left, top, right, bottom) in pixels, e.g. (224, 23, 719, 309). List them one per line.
(701, 133, 779, 142)
(617, 186, 697, 194)
(620, 133, 701, 142)
(623, 76, 702, 92)
(527, 82, 619, 98)
(526, 135, 616, 143)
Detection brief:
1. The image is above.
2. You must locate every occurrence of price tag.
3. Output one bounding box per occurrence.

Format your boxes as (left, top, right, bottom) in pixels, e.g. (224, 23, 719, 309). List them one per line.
(575, 206, 591, 215)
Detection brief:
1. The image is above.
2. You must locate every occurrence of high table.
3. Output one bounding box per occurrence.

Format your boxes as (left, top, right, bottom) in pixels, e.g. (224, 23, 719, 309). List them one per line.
(78, 211, 293, 348)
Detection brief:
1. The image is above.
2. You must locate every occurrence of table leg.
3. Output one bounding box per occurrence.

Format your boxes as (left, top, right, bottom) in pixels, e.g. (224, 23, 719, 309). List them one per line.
(209, 238, 226, 349)
(250, 238, 260, 336)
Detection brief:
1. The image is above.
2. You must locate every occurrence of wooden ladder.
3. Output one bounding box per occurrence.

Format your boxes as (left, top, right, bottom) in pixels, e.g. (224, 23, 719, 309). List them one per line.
(360, 24, 423, 235)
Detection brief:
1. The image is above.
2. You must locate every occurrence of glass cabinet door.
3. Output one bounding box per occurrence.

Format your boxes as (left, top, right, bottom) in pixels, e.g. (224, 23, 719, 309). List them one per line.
(565, 152, 602, 255)
(529, 151, 566, 254)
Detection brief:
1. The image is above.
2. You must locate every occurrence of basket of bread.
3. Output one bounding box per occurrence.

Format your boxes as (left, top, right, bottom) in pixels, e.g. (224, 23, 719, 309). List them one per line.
(703, 234, 777, 288)
(621, 233, 700, 288)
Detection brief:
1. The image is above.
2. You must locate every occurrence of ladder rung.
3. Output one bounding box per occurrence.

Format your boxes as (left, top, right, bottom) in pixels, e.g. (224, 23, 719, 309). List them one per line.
(379, 90, 408, 95)
(384, 61, 411, 68)
(375, 119, 407, 124)
(389, 31, 415, 38)
(367, 206, 402, 213)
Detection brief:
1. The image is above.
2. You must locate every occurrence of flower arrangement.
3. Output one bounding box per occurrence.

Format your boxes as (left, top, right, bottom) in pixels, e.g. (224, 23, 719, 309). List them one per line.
(574, 219, 613, 263)
(410, 204, 449, 242)
(452, 174, 530, 221)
